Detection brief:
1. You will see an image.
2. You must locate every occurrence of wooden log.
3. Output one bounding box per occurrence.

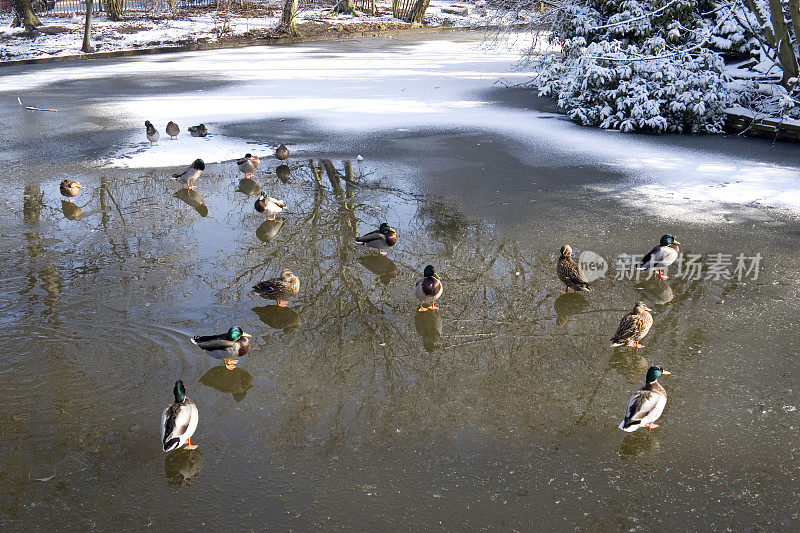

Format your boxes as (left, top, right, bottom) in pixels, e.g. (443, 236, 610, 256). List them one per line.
(308, 159, 323, 187)
(322, 158, 344, 196)
(343, 160, 355, 184)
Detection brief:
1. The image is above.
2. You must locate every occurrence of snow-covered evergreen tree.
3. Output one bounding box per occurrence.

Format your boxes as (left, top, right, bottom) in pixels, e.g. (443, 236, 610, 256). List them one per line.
(536, 0, 732, 133)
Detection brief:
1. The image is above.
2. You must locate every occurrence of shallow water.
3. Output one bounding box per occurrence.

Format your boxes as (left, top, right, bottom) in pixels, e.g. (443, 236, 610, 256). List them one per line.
(2, 32, 800, 531)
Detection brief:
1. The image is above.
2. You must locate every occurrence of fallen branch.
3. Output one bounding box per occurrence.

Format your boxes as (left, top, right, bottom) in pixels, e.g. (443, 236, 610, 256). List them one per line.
(18, 96, 57, 112)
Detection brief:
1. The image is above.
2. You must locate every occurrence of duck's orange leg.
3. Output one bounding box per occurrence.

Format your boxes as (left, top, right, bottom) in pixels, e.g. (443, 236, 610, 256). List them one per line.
(277, 300, 288, 307)
(183, 438, 198, 450)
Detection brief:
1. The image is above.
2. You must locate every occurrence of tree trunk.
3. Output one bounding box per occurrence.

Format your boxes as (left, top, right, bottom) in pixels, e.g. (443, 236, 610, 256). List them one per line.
(11, 0, 42, 31)
(767, 0, 799, 88)
(280, 0, 300, 37)
(82, 0, 93, 53)
(407, 0, 429, 25)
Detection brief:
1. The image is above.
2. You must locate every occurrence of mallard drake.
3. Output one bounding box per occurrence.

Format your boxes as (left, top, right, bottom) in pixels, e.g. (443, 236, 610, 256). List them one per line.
(253, 269, 300, 307)
(166, 121, 180, 140)
(188, 124, 208, 137)
(619, 365, 671, 432)
(173, 159, 205, 190)
(145, 120, 160, 146)
(355, 223, 397, 255)
(275, 143, 289, 163)
(556, 245, 591, 292)
(237, 153, 260, 178)
(254, 192, 285, 221)
(611, 301, 653, 349)
(191, 326, 251, 370)
(415, 264, 443, 312)
(161, 380, 199, 452)
(638, 234, 681, 279)
(59, 179, 82, 202)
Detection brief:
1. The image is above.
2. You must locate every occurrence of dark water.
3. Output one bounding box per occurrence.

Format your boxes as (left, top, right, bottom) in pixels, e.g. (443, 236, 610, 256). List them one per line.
(1, 33, 800, 531)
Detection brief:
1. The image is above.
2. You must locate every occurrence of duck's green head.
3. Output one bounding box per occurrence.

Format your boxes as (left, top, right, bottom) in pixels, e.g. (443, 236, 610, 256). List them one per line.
(423, 264, 440, 280)
(660, 234, 680, 246)
(245, 153, 252, 158)
(259, 191, 267, 199)
(379, 223, 395, 234)
(145, 120, 153, 128)
(226, 326, 251, 341)
(193, 159, 206, 171)
(646, 365, 671, 383)
(173, 380, 186, 403)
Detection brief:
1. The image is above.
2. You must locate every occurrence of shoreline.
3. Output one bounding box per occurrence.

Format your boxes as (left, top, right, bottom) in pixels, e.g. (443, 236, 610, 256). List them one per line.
(0, 23, 509, 68)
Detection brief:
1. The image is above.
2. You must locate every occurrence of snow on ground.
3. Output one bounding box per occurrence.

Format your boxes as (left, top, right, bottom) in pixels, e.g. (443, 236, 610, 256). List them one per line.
(0, 1, 532, 62)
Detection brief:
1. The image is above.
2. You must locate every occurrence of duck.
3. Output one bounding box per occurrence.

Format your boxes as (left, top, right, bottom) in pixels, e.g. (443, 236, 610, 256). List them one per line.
(610, 301, 653, 349)
(619, 365, 671, 432)
(556, 245, 591, 292)
(415, 264, 443, 312)
(254, 192, 285, 221)
(166, 121, 180, 140)
(191, 326, 252, 370)
(275, 143, 289, 163)
(638, 234, 681, 279)
(253, 269, 300, 307)
(237, 153, 260, 179)
(59, 179, 83, 202)
(145, 120, 160, 146)
(188, 124, 208, 137)
(173, 159, 205, 190)
(161, 380, 199, 452)
(355, 223, 397, 255)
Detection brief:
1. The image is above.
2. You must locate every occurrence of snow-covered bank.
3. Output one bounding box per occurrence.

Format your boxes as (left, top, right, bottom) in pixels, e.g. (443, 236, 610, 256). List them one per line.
(0, 0, 535, 62)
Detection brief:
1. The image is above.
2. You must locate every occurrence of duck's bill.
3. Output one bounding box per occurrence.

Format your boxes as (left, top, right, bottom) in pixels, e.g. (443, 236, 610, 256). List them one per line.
(645, 306, 653, 312)
(673, 239, 681, 245)
(661, 370, 672, 375)
(241, 332, 252, 337)
(433, 273, 441, 280)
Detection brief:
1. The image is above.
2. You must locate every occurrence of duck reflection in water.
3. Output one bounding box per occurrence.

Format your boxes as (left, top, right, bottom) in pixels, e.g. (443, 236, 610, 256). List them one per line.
(358, 254, 398, 284)
(609, 347, 650, 384)
(200, 366, 254, 402)
(252, 305, 301, 334)
(173, 188, 208, 217)
(61, 200, 83, 221)
(414, 309, 442, 352)
(164, 448, 203, 486)
(619, 431, 660, 457)
(635, 277, 674, 305)
(237, 178, 262, 197)
(256, 217, 286, 244)
(276, 164, 291, 184)
(553, 293, 590, 326)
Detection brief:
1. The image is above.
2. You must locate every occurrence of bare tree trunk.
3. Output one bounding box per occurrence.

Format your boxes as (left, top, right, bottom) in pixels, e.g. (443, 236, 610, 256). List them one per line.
(82, 0, 94, 53)
(744, 0, 799, 90)
(280, 0, 300, 37)
(768, 0, 799, 87)
(11, 0, 42, 31)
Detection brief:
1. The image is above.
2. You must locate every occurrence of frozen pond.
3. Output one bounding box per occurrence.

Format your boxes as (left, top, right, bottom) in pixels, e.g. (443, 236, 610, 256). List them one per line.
(1, 31, 799, 530)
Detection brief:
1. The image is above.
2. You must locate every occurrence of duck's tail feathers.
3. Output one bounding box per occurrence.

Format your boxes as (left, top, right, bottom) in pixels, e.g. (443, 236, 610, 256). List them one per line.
(618, 420, 639, 432)
(190, 336, 199, 346)
(163, 437, 181, 452)
(610, 340, 624, 347)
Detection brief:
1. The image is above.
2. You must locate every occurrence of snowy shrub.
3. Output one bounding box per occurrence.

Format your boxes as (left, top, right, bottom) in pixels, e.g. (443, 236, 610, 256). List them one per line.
(536, 0, 732, 133)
